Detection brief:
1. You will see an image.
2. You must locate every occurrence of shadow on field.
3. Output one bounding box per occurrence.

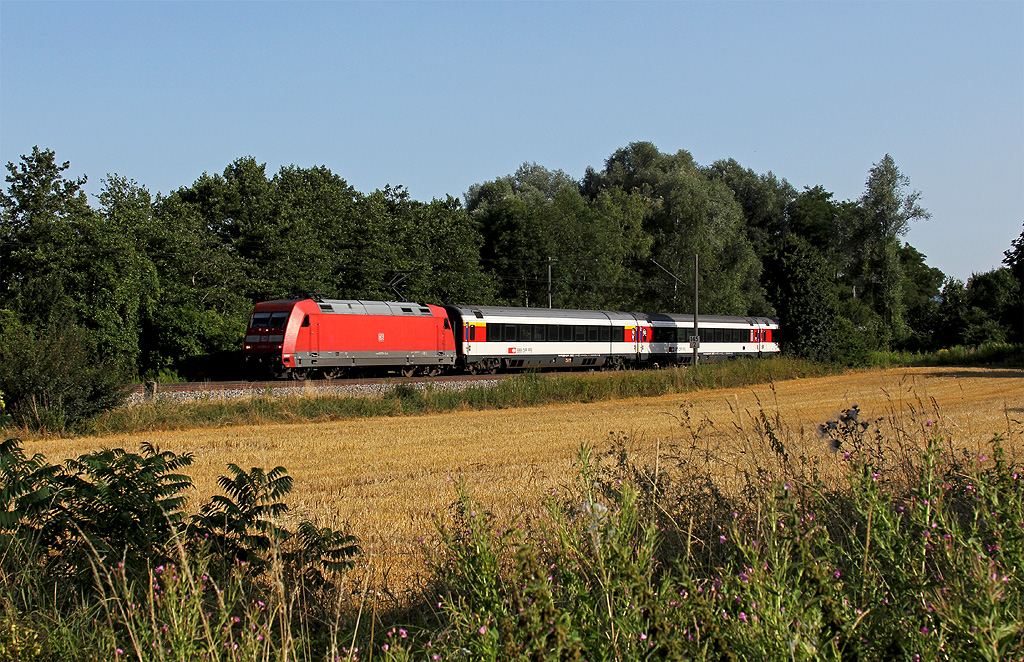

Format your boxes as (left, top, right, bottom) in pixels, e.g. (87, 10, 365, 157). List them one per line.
(916, 368, 1024, 381)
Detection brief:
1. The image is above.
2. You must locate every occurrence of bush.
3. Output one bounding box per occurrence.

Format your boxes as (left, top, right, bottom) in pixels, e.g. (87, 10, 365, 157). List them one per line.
(0, 319, 128, 432)
(0, 439, 360, 613)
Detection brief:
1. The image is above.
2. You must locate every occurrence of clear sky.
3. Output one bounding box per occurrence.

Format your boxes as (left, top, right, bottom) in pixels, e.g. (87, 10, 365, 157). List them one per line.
(2, 1, 1021, 282)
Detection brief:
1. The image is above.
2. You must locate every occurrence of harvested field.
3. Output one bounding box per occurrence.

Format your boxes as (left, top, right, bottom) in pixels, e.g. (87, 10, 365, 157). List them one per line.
(24, 366, 1023, 594)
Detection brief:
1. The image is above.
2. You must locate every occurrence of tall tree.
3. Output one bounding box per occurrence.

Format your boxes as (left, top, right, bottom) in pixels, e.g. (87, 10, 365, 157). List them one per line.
(467, 163, 649, 309)
(762, 235, 838, 362)
(0, 149, 153, 370)
(1003, 223, 1024, 343)
(582, 142, 770, 315)
(703, 158, 796, 256)
(897, 244, 945, 351)
(847, 155, 930, 347)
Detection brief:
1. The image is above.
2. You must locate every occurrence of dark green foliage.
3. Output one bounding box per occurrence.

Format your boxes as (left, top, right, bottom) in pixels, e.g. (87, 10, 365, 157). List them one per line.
(467, 163, 649, 309)
(2, 144, 1011, 388)
(937, 270, 1021, 348)
(897, 244, 945, 351)
(762, 235, 838, 362)
(0, 439, 359, 614)
(582, 142, 771, 316)
(0, 317, 128, 431)
(0, 440, 192, 594)
(188, 464, 293, 573)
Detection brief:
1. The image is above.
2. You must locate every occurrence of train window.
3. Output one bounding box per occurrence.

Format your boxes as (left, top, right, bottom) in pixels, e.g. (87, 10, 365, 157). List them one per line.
(301, 315, 310, 328)
(269, 313, 289, 328)
(534, 326, 545, 342)
(250, 313, 271, 327)
(547, 325, 559, 342)
(612, 326, 624, 342)
(599, 326, 610, 342)
(488, 323, 500, 339)
(519, 325, 532, 341)
(653, 327, 670, 343)
(444, 319, 451, 330)
(561, 326, 573, 342)
(506, 324, 518, 342)
(469, 326, 476, 341)
(575, 326, 586, 342)
(587, 326, 599, 342)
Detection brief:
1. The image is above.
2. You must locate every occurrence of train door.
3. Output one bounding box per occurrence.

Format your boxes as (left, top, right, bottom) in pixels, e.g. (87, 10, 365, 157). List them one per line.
(439, 318, 450, 353)
(305, 313, 317, 352)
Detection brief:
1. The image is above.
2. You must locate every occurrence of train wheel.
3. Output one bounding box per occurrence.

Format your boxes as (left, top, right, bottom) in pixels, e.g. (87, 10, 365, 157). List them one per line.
(401, 367, 417, 378)
(292, 369, 308, 381)
(321, 367, 343, 380)
(426, 366, 441, 377)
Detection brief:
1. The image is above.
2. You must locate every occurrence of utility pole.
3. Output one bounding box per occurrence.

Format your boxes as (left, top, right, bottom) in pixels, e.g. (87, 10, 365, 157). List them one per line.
(651, 257, 700, 366)
(692, 253, 699, 366)
(547, 257, 555, 308)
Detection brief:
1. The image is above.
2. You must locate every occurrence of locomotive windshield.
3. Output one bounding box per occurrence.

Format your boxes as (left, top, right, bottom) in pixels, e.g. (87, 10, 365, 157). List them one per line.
(250, 312, 289, 328)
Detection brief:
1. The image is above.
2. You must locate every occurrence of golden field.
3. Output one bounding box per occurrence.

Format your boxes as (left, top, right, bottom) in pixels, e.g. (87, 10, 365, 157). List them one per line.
(23, 365, 1023, 594)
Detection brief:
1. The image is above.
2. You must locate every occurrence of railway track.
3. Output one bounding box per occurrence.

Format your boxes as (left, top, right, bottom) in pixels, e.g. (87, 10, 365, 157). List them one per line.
(125, 373, 511, 395)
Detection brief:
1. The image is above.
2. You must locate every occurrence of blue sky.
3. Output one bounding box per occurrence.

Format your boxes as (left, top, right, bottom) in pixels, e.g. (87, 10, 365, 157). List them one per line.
(2, 1, 1021, 282)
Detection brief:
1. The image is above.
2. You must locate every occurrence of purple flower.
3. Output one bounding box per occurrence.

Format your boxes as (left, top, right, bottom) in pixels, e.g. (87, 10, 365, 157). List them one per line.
(739, 612, 748, 623)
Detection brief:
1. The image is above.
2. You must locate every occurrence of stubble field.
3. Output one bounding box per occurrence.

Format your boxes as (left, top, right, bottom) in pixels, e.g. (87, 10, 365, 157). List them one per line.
(25, 365, 1023, 594)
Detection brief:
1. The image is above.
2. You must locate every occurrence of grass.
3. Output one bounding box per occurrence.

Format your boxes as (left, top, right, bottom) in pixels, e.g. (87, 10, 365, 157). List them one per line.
(20, 365, 1023, 597)
(3, 371, 1021, 661)
(868, 342, 1023, 369)
(78, 357, 835, 437)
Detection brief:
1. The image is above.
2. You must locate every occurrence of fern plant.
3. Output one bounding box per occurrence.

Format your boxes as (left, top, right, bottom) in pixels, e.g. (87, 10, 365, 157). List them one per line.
(188, 464, 292, 575)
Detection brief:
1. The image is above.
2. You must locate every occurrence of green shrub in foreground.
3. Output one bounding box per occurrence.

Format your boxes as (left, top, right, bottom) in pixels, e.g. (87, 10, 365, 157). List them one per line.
(2, 402, 1020, 661)
(384, 416, 1022, 661)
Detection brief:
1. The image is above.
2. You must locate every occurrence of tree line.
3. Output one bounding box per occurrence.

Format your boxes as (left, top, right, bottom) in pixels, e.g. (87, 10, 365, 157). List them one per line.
(0, 143, 1020, 390)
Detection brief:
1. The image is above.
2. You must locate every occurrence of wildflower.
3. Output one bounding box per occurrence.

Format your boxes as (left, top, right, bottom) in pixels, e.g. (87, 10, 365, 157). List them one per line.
(739, 612, 748, 623)
(719, 534, 727, 543)
(640, 633, 648, 641)
(399, 628, 407, 638)
(834, 570, 841, 579)
(479, 626, 487, 635)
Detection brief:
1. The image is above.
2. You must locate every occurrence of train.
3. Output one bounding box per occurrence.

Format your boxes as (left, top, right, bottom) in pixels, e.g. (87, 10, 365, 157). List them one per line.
(243, 297, 780, 380)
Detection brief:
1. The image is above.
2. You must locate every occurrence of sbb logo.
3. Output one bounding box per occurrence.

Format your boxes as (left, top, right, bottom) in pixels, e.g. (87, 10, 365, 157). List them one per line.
(508, 348, 516, 354)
